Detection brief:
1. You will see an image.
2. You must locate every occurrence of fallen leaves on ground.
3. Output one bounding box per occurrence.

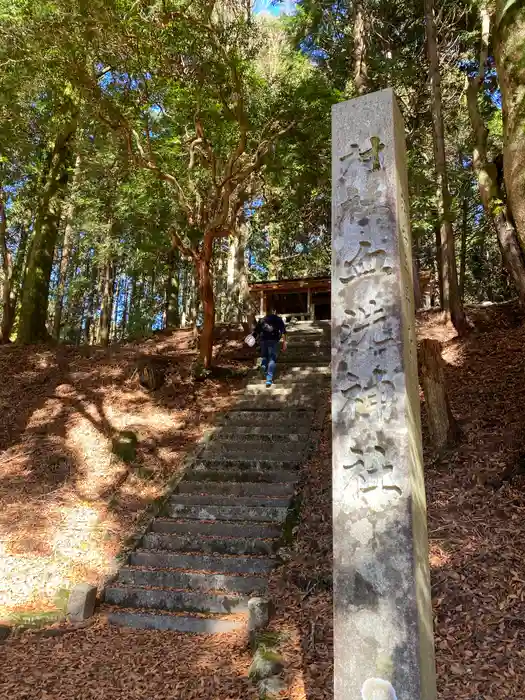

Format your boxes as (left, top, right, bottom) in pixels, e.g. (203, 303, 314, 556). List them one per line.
(424, 305, 525, 700)
(0, 327, 250, 618)
(3, 306, 525, 700)
(0, 619, 257, 700)
(266, 304, 525, 700)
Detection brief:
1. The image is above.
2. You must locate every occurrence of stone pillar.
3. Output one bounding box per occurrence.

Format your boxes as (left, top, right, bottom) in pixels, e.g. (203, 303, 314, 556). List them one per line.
(331, 89, 436, 700)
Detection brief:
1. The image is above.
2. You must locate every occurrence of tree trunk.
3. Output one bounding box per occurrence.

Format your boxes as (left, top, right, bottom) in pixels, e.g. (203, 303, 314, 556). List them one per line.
(467, 5, 525, 307)
(53, 153, 82, 340)
(84, 258, 98, 344)
(18, 118, 77, 344)
(434, 219, 444, 307)
(165, 248, 181, 328)
(494, 0, 525, 258)
(121, 280, 130, 337)
(418, 338, 460, 451)
(10, 222, 29, 315)
(459, 197, 468, 301)
(225, 234, 238, 323)
(236, 223, 255, 328)
(268, 223, 280, 279)
(111, 274, 121, 341)
(196, 235, 215, 368)
(0, 193, 13, 343)
(98, 259, 115, 347)
(424, 0, 469, 335)
(215, 246, 226, 322)
(353, 2, 368, 95)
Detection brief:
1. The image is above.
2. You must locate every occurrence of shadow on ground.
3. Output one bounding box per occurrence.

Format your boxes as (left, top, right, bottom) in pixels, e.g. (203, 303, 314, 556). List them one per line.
(0, 327, 250, 618)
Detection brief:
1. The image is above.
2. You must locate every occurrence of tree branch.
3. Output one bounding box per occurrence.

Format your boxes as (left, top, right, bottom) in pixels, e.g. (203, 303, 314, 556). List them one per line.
(170, 228, 198, 261)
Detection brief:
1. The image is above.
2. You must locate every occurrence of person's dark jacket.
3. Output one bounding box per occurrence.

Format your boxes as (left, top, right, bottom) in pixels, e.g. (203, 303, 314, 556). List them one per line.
(254, 314, 286, 342)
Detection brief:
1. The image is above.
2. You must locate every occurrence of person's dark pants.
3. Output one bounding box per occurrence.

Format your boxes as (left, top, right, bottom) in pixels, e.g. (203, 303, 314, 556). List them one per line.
(260, 339, 279, 381)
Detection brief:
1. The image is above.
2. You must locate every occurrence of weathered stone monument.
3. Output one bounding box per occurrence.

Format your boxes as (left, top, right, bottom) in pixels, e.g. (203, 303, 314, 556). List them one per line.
(331, 89, 437, 700)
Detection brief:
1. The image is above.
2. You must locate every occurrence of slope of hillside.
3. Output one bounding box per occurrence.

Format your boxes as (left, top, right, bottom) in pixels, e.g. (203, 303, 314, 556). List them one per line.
(1, 307, 525, 700)
(0, 327, 250, 622)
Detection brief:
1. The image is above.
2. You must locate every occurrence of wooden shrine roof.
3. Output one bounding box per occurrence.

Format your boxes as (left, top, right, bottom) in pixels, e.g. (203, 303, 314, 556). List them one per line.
(249, 276, 330, 293)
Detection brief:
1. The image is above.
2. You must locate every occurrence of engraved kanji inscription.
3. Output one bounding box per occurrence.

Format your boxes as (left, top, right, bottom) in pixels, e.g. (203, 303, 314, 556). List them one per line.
(339, 365, 400, 422)
(339, 241, 392, 285)
(341, 300, 396, 356)
(343, 443, 401, 497)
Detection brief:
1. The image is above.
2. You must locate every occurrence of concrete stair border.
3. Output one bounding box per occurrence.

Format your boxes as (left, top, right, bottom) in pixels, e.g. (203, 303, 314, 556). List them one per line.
(103, 321, 330, 634)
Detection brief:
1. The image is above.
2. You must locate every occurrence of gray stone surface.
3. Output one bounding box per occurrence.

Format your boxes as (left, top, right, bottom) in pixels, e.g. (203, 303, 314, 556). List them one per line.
(184, 468, 299, 483)
(249, 647, 284, 680)
(130, 550, 277, 575)
(142, 532, 276, 556)
(167, 503, 289, 523)
(332, 89, 436, 700)
(174, 480, 294, 498)
(67, 583, 97, 622)
(168, 493, 290, 507)
(118, 567, 267, 594)
(247, 596, 272, 633)
(107, 611, 244, 634)
(192, 458, 301, 471)
(105, 585, 249, 614)
(103, 322, 330, 634)
(257, 676, 287, 698)
(151, 517, 282, 538)
(201, 442, 305, 459)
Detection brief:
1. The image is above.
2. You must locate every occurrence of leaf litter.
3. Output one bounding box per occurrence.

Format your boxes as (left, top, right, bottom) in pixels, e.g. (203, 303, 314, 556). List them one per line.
(2, 308, 525, 699)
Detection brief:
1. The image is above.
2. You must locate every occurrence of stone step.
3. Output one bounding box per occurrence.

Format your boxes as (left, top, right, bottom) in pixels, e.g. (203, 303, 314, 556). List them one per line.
(117, 567, 267, 594)
(272, 366, 331, 378)
(142, 532, 276, 556)
(213, 421, 311, 440)
(176, 480, 294, 497)
(276, 358, 330, 366)
(244, 380, 328, 391)
(209, 430, 306, 444)
(107, 610, 244, 634)
(233, 397, 321, 410)
(220, 409, 313, 427)
(105, 585, 249, 615)
(286, 338, 330, 346)
(167, 503, 288, 523)
(130, 550, 276, 575)
(241, 384, 328, 396)
(151, 518, 282, 538)
(169, 494, 290, 508)
(192, 457, 301, 472)
(184, 468, 298, 484)
(200, 444, 305, 460)
(281, 356, 330, 362)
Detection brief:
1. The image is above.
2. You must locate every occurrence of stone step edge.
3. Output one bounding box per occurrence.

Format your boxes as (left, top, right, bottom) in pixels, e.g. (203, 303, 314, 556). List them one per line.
(103, 606, 247, 621)
(119, 564, 267, 578)
(105, 610, 245, 634)
(106, 583, 250, 599)
(132, 548, 277, 563)
(144, 532, 278, 543)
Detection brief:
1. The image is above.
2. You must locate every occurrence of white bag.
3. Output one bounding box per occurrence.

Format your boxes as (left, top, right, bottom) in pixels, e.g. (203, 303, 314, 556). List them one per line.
(244, 334, 256, 348)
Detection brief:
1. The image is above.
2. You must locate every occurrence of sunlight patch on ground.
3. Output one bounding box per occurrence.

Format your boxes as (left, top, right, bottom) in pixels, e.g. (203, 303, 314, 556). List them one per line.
(0, 330, 245, 616)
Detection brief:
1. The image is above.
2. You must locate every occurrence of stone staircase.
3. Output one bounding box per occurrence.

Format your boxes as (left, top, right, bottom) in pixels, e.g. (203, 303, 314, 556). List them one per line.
(104, 321, 330, 634)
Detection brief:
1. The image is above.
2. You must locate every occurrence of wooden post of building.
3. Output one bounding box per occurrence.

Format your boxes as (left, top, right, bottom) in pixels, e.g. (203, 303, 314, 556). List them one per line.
(307, 288, 315, 321)
(259, 291, 264, 318)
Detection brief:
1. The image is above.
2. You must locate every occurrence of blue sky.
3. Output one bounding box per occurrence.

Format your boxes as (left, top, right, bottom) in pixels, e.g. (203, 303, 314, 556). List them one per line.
(253, 0, 296, 16)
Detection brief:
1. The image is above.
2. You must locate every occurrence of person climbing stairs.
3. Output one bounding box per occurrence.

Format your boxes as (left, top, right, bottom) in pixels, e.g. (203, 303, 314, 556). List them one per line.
(103, 321, 330, 633)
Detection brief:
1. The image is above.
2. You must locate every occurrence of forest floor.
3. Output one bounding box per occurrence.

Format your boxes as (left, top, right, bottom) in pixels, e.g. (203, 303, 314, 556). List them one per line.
(0, 325, 250, 622)
(2, 305, 525, 699)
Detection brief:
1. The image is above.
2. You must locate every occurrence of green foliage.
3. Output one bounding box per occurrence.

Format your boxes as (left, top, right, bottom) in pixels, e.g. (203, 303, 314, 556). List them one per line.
(0, 0, 519, 348)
